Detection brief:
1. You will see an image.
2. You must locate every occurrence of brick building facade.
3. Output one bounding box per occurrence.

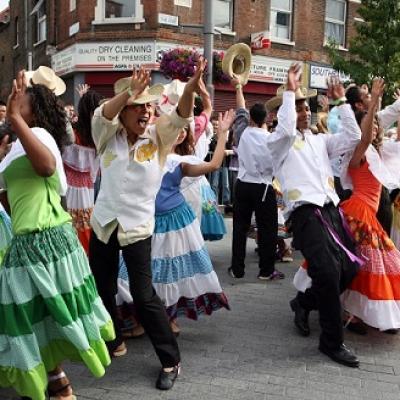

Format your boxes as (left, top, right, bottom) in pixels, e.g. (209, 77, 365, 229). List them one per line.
(1, 0, 361, 107)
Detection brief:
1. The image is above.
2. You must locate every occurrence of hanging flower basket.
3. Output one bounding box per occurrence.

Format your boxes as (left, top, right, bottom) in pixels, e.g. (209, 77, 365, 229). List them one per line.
(159, 48, 201, 81)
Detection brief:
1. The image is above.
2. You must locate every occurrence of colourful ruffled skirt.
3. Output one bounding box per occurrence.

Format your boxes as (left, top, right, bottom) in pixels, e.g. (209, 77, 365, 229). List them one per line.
(0, 223, 115, 400)
(152, 201, 229, 320)
(341, 197, 400, 330)
(0, 207, 12, 266)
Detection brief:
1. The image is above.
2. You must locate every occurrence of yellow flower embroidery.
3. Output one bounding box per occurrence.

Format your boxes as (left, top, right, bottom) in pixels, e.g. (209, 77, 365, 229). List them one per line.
(287, 189, 302, 201)
(293, 139, 305, 151)
(135, 142, 157, 163)
(103, 150, 117, 168)
(328, 176, 335, 189)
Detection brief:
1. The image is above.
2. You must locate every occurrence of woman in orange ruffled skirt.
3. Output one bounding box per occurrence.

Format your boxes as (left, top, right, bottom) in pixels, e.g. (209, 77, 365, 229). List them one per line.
(341, 79, 400, 332)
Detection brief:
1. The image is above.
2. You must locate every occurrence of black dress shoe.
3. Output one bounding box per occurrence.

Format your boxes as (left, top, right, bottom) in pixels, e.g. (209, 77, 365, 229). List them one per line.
(319, 344, 359, 368)
(290, 298, 310, 336)
(384, 329, 399, 334)
(156, 365, 180, 390)
(228, 267, 244, 279)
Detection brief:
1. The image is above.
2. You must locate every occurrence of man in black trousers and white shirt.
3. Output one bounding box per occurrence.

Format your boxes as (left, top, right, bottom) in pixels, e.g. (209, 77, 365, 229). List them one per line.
(229, 75, 283, 281)
(266, 64, 362, 367)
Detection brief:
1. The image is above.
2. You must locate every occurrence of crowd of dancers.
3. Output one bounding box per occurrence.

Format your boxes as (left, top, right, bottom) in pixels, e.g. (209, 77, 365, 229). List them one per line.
(1, 46, 400, 400)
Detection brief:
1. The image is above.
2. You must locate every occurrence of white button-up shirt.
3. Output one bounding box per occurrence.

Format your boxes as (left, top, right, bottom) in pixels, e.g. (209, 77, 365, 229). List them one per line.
(91, 104, 190, 245)
(267, 91, 361, 218)
(237, 126, 273, 185)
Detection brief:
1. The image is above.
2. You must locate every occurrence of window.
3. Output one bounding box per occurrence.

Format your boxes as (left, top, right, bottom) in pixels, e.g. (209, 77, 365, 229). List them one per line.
(270, 0, 293, 42)
(31, 0, 47, 44)
(94, 0, 144, 24)
(14, 17, 19, 47)
(213, 0, 233, 30)
(70, 0, 76, 11)
(325, 0, 346, 47)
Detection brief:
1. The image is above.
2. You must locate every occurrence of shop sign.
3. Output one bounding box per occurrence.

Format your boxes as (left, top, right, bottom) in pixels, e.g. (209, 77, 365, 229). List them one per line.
(52, 40, 294, 84)
(52, 41, 157, 75)
(309, 64, 350, 89)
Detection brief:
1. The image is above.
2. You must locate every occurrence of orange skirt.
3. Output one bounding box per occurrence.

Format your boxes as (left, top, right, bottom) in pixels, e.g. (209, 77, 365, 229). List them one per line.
(341, 196, 400, 330)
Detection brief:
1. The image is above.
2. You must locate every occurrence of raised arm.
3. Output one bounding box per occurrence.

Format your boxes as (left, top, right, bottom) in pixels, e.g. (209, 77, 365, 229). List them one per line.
(230, 74, 248, 143)
(267, 63, 301, 170)
(349, 78, 385, 168)
(7, 71, 56, 177)
(182, 109, 235, 177)
(323, 76, 361, 158)
(377, 89, 400, 130)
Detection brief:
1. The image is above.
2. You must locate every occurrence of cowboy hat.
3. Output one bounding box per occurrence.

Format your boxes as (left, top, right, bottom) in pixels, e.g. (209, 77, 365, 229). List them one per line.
(157, 79, 187, 115)
(25, 66, 66, 96)
(222, 43, 252, 86)
(114, 77, 164, 106)
(265, 85, 317, 112)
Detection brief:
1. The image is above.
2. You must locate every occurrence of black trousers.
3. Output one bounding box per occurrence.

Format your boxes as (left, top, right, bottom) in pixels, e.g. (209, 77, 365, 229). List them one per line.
(231, 180, 278, 276)
(291, 204, 358, 350)
(89, 229, 180, 368)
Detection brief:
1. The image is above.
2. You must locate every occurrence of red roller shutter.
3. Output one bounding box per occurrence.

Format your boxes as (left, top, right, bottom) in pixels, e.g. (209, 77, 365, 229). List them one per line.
(213, 81, 280, 113)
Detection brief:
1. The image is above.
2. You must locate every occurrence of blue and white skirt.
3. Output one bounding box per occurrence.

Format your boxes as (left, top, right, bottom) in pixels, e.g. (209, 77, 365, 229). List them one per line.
(200, 178, 227, 241)
(152, 201, 229, 320)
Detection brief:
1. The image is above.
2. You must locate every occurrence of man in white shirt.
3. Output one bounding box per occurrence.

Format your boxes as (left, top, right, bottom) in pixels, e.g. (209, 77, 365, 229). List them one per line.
(228, 76, 282, 280)
(267, 65, 362, 368)
(89, 64, 203, 390)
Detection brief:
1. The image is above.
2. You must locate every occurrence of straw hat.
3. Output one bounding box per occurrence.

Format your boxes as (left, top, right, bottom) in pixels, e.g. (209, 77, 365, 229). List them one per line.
(158, 79, 187, 115)
(265, 85, 317, 112)
(222, 43, 252, 86)
(25, 66, 66, 96)
(114, 77, 164, 106)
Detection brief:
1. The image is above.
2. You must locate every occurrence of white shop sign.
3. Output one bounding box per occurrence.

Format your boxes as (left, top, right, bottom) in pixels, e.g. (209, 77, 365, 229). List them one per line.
(52, 40, 294, 84)
(158, 13, 179, 26)
(309, 64, 350, 89)
(52, 41, 157, 74)
(249, 55, 293, 84)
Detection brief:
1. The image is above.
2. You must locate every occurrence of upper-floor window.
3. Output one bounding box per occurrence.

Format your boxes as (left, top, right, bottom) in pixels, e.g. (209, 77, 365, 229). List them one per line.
(325, 0, 346, 47)
(14, 16, 19, 47)
(213, 0, 234, 30)
(31, 0, 47, 44)
(94, 0, 144, 24)
(270, 0, 293, 42)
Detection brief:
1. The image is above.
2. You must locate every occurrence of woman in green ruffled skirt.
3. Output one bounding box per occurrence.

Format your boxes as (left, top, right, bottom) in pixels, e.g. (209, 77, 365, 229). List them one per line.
(0, 71, 115, 400)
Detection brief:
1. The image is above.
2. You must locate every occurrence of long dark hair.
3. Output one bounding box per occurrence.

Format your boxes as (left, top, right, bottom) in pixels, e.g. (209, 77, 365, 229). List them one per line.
(26, 84, 68, 151)
(75, 90, 103, 147)
(175, 125, 195, 156)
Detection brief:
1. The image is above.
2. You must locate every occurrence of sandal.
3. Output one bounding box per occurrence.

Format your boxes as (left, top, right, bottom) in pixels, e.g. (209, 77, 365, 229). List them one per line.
(112, 341, 127, 357)
(47, 371, 76, 400)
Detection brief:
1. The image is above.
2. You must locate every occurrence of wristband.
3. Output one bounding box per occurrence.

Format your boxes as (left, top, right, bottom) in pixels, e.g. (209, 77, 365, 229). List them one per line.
(235, 84, 242, 90)
(333, 96, 347, 106)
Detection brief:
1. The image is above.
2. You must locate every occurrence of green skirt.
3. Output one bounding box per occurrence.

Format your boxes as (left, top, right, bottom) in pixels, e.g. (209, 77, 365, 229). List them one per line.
(0, 223, 115, 400)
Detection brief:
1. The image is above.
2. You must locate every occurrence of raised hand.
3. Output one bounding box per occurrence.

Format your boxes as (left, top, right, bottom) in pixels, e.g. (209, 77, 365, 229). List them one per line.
(130, 67, 151, 97)
(217, 109, 235, 136)
(230, 73, 241, 88)
(370, 77, 385, 101)
(393, 88, 400, 101)
(185, 57, 207, 94)
(327, 75, 345, 100)
(286, 63, 302, 92)
(76, 83, 90, 97)
(7, 70, 27, 120)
